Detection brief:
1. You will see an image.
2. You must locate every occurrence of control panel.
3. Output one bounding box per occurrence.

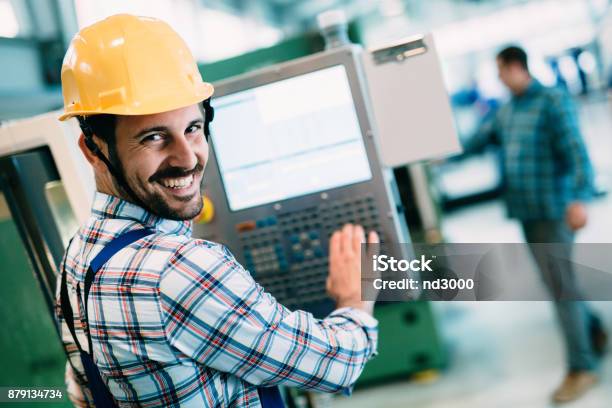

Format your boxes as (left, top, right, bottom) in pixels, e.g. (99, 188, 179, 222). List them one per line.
(237, 195, 381, 310)
(194, 46, 411, 317)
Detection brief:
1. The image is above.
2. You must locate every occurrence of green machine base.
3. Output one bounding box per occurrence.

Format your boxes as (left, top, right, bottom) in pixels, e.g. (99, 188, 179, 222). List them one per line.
(356, 301, 446, 387)
(0, 217, 71, 406)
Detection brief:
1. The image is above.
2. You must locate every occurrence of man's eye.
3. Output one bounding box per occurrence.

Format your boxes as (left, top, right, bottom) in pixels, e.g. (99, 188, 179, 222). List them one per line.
(143, 133, 163, 143)
(186, 124, 202, 134)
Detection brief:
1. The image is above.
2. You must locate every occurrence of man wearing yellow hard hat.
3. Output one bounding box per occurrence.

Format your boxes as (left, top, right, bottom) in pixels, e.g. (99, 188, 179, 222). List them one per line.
(55, 14, 379, 407)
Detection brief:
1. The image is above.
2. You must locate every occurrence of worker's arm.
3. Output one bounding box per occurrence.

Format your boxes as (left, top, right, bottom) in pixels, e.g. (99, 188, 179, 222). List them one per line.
(159, 225, 378, 393)
(547, 88, 595, 202)
(462, 108, 501, 155)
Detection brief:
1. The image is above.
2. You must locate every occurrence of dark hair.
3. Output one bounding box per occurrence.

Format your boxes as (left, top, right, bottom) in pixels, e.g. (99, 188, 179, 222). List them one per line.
(497, 45, 528, 71)
(78, 114, 121, 168)
(79, 114, 116, 142)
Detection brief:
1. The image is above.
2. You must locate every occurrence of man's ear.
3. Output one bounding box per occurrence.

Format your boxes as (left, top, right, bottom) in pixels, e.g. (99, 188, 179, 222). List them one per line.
(78, 133, 108, 173)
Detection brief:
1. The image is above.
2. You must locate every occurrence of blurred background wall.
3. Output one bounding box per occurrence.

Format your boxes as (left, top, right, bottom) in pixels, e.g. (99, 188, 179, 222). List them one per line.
(1, 0, 610, 117)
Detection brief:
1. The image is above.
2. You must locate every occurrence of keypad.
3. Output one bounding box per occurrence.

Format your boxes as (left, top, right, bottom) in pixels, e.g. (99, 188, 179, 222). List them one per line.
(238, 195, 381, 309)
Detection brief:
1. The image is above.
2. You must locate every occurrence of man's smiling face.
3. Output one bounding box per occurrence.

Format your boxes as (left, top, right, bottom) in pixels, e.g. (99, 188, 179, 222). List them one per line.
(114, 104, 209, 220)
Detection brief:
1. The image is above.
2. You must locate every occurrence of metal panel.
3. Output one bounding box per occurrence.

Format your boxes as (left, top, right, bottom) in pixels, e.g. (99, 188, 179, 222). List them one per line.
(362, 34, 462, 166)
(0, 147, 66, 312)
(1, 111, 94, 224)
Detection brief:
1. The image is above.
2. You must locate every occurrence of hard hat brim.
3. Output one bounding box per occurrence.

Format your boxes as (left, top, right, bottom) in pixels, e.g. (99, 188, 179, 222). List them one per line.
(58, 82, 214, 121)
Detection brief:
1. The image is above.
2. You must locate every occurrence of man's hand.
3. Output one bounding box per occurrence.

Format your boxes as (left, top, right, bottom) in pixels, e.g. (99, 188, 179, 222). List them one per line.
(566, 202, 588, 231)
(327, 224, 379, 315)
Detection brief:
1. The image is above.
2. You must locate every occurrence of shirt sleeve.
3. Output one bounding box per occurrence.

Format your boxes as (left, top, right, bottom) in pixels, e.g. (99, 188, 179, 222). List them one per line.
(159, 241, 378, 393)
(462, 108, 501, 154)
(547, 89, 595, 201)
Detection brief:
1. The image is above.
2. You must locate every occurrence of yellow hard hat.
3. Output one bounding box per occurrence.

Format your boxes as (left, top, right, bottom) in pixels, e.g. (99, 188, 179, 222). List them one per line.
(59, 14, 214, 121)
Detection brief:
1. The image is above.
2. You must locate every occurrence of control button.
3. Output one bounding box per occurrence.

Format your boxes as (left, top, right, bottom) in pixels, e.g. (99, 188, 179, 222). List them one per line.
(275, 246, 285, 259)
(236, 221, 256, 232)
(195, 195, 215, 224)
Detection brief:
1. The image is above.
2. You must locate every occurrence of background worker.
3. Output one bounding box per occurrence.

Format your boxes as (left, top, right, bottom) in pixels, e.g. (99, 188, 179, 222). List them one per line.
(464, 45, 608, 403)
(55, 14, 379, 407)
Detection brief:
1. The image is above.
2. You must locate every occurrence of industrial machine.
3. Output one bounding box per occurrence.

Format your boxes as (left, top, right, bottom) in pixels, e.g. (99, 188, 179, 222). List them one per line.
(195, 45, 412, 317)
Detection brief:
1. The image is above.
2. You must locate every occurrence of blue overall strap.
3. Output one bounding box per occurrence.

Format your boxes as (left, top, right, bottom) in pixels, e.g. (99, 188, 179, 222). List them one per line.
(258, 386, 285, 408)
(60, 228, 155, 408)
(83, 228, 156, 318)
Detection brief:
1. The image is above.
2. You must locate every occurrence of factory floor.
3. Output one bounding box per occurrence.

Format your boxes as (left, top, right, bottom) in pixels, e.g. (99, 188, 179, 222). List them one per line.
(331, 197, 612, 408)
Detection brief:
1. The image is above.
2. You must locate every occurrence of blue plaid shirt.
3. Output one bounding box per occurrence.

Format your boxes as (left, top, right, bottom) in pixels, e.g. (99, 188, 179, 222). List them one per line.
(55, 192, 378, 407)
(466, 80, 594, 220)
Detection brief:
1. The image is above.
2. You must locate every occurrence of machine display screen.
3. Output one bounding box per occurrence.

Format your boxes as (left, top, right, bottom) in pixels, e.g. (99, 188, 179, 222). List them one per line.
(211, 65, 373, 211)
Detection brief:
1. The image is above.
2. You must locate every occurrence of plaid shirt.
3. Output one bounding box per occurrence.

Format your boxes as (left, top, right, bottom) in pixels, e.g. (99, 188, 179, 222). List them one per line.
(466, 80, 594, 220)
(55, 192, 378, 407)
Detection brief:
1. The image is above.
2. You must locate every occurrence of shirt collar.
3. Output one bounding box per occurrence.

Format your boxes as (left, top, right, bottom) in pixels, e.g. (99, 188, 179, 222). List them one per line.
(91, 191, 193, 237)
(514, 78, 542, 99)
(525, 78, 542, 94)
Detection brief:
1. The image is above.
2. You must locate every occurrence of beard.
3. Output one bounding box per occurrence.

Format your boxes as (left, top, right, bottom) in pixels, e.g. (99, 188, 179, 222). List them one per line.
(141, 187, 203, 221)
(112, 157, 204, 221)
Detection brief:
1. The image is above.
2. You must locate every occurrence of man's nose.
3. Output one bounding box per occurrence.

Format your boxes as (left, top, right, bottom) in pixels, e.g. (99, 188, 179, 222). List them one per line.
(167, 134, 198, 170)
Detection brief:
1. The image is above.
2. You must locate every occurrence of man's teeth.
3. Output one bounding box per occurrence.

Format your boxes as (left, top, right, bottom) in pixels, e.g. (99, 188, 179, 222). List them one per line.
(161, 174, 194, 188)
